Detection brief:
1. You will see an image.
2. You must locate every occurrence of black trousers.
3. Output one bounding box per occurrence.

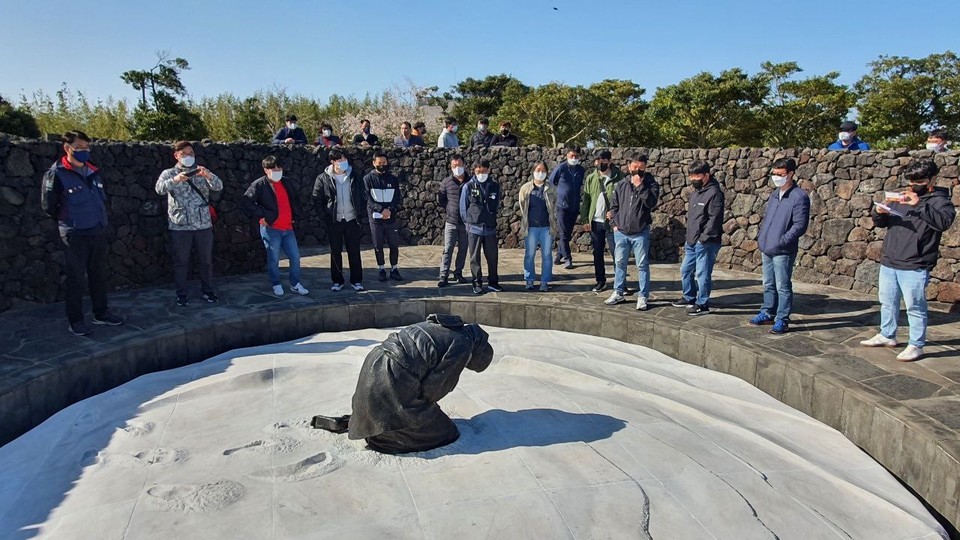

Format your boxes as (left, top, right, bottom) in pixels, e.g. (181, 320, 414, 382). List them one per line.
(62, 233, 109, 323)
(556, 208, 577, 262)
(468, 233, 499, 287)
(329, 218, 363, 285)
(590, 222, 616, 285)
(369, 218, 399, 267)
(170, 228, 215, 297)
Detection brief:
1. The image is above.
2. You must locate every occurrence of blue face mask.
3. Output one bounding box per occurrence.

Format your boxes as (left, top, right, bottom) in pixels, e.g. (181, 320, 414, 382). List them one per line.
(72, 149, 91, 163)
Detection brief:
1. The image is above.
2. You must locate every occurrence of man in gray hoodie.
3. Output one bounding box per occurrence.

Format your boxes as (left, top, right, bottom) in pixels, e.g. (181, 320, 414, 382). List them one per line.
(155, 141, 223, 306)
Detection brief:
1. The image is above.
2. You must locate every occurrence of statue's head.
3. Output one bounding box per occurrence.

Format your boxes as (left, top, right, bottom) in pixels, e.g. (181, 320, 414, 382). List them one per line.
(466, 324, 494, 372)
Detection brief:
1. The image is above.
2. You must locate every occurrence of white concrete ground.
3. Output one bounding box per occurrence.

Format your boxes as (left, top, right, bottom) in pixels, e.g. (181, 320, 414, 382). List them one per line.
(0, 328, 947, 539)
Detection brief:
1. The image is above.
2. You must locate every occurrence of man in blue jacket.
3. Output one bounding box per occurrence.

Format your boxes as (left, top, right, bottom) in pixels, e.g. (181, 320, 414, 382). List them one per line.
(860, 159, 955, 361)
(460, 159, 501, 295)
(549, 147, 585, 269)
(749, 158, 810, 334)
(827, 121, 870, 151)
(271, 115, 308, 145)
(40, 130, 124, 335)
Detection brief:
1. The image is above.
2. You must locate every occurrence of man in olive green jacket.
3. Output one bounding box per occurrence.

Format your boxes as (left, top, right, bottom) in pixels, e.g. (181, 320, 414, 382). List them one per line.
(579, 151, 625, 292)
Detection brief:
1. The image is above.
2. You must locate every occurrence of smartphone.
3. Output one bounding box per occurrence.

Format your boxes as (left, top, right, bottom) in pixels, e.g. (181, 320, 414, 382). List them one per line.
(183, 168, 200, 177)
(884, 191, 905, 202)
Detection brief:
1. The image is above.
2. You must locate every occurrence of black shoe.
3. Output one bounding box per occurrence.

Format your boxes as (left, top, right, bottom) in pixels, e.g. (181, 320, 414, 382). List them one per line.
(68, 320, 92, 336)
(472, 285, 484, 295)
(487, 284, 503, 293)
(438, 278, 449, 288)
(378, 269, 388, 282)
(390, 269, 402, 281)
(592, 282, 607, 293)
(201, 292, 219, 303)
(93, 312, 125, 326)
(176, 295, 189, 307)
(310, 414, 351, 433)
(455, 274, 470, 284)
(687, 304, 710, 316)
(671, 298, 695, 308)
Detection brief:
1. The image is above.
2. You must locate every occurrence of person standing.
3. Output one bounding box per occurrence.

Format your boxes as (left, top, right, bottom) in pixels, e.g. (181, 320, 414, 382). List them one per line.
(352, 119, 380, 147)
(364, 151, 403, 282)
(827, 121, 870, 151)
(460, 159, 501, 294)
(749, 158, 811, 334)
(490, 121, 519, 147)
(438, 154, 470, 287)
(271, 114, 308, 144)
(518, 162, 557, 291)
(672, 160, 725, 315)
(550, 146, 586, 269)
(860, 159, 955, 361)
(604, 154, 660, 310)
(242, 156, 309, 296)
(313, 150, 365, 291)
(470, 118, 494, 148)
(579, 150, 624, 292)
(155, 141, 223, 307)
(437, 117, 460, 148)
(40, 130, 124, 335)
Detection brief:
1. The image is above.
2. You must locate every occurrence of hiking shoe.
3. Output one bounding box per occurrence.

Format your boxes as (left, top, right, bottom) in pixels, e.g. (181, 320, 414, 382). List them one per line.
(390, 269, 402, 281)
(687, 304, 710, 316)
(201, 292, 219, 303)
(176, 295, 189, 307)
(671, 298, 695, 308)
(438, 278, 449, 288)
(770, 319, 789, 334)
(472, 285, 484, 295)
(273, 284, 285, 296)
(896, 345, 923, 362)
(352, 283, 364, 291)
(636, 296, 648, 311)
(592, 282, 607, 293)
(290, 283, 309, 295)
(454, 274, 469, 284)
(604, 291, 626, 305)
(92, 312, 124, 326)
(525, 282, 536, 291)
(859, 333, 897, 347)
(378, 269, 388, 282)
(487, 284, 503, 293)
(540, 283, 549, 292)
(749, 312, 773, 326)
(331, 283, 344, 292)
(68, 320, 92, 336)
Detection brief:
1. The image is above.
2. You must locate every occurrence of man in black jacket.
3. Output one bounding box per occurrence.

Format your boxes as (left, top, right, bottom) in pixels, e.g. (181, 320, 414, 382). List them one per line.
(470, 118, 494, 148)
(460, 159, 502, 294)
(243, 156, 308, 296)
(271, 114, 308, 145)
(605, 154, 660, 310)
(490, 121, 519, 147)
(860, 159, 956, 361)
(437, 154, 470, 287)
(313, 149, 366, 291)
(364, 151, 403, 282)
(672, 161, 725, 315)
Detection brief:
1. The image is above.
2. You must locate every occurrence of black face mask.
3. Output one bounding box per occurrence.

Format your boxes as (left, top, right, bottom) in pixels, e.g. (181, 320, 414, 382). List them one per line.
(692, 180, 704, 190)
(375, 165, 387, 173)
(501, 129, 510, 135)
(910, 183, 929, 197)
(599, 162, 610, 172)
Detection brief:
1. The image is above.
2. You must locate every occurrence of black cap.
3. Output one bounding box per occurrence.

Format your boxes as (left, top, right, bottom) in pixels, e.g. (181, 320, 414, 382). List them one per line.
(839, 121, 858, 131)
(286, 114, 298, 122)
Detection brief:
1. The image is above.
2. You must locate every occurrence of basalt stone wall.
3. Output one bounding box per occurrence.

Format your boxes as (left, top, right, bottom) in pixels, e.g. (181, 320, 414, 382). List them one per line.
(1, 136, 958, 312)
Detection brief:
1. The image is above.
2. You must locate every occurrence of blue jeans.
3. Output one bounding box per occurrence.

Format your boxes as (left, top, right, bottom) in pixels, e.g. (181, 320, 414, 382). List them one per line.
(878, 264, 929, 347)
(523, 226, 554, 284)
(613, 228, 650, 298)
(260, 225, 301, 287)
(760, 252, 797, 322)
(681, 242, 721, 306)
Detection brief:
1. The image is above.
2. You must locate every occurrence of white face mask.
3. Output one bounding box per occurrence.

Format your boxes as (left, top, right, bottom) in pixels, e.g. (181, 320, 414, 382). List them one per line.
(452, 166, 465, 177)
(288, 123, 297, 130)
(451, 125, 459, 134)
(476, 173, 489, 182)
(268, 170, 283, 182)
(771, 174, 788, 187)
(323, 129, 332, 137)
(838, 131, 852, 142)
(925, 142, 944, 152)
(533, 171, 547, 182)
(179, 155, 195, 168)
(478, 124, 487, 133)
(567, 158, 580, 166)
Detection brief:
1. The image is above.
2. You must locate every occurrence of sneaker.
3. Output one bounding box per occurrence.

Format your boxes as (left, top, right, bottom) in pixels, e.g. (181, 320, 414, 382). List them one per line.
(749, 312, 774, 326)
(68, 320, 92, 336)
(438, 278, 449, 288)
(525, 282, 536, 291)
(454, 274, 470, 284)
(201, 292, 219, 303)
(352, 283, 364, 291)
(553, 256, 563, 265)
(272, 284, 285, 296)
(331, 283, 344, 292)
(604, 291, 626, 305)
(687, 304, 710, 316)
(290, 283, 309, 295)
(896, 345, 924, 362)
(176, 295, 189, 307)
(487, 284, 503, 293)
(770, 319, 789, 334)
(472, 285, 484, 295)
(92, 312, 125, 326)
(563, 260, 574, 270)
(378, 269, 388, 282)
(859, 333, 897, 347)
(671, 298, 695, 308)
(390, 269, 402, 281)
(592, 282, 607, 293)
(540, 283, 549, 292)
(636, 296, 648, 311)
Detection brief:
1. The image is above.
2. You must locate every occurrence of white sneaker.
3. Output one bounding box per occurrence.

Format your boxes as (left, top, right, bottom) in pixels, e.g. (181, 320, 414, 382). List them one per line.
(290, 283, 309, 295)
(859, 333, 897, 347)
(272, 284, 285, 296)
(636, 296, 648, 311)
(352, 283, 364, 291)
(604, 291, 625, 305)
(896, 345, 923, 362)
(330, 283, 343, 292)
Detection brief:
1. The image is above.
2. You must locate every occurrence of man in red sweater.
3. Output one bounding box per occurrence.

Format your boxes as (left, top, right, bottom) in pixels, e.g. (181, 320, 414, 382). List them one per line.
(242, 156, 309, 296)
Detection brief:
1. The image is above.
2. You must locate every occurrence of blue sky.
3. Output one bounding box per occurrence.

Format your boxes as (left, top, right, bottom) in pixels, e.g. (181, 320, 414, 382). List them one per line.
(1, 0, 955, 105)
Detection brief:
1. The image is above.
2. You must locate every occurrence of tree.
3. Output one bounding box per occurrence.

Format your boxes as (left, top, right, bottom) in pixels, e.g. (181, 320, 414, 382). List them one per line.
(233, 97, 269, 142)
(647, 68, 768, 147)
(0, 95, 41, 138)
(854, 51, 960, 149)
(757, 62, 855, 148)
(120, 52, 190, 108)
(498, 82, 593, 148)
(122, 52, 207, 141)
(449, 74, 530, 126)
(582, 79, 656, 147)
